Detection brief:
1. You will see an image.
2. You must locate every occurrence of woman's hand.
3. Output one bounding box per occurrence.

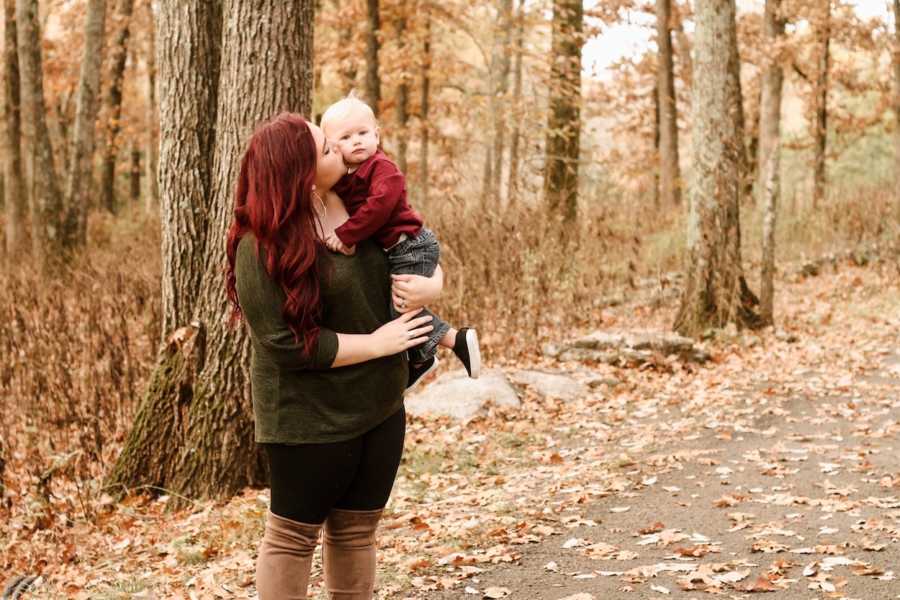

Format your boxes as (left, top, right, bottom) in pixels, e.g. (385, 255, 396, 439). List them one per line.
(370, 309, 434, 357)
(392, 264, 444, 313)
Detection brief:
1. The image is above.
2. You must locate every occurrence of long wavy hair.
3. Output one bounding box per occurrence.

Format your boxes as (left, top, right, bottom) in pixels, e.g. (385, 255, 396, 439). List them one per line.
(225, 112, 324, 357)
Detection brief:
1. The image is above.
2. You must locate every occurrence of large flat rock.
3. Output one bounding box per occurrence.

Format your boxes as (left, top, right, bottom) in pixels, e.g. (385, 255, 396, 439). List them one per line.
(544, 329, 709, 366)
(405, 369, 520, 421)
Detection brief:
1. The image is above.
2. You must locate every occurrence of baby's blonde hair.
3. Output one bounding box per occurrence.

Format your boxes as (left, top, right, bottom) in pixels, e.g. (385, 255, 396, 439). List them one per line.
(320, 91, 377, 135)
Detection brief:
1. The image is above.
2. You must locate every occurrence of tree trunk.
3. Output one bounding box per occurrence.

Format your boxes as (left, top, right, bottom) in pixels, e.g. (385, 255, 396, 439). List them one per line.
(108, 0, 314, 503)
(16, 0, 63, 268)
(64, 0, 106, 247)
(673, 2, 693, 89)
(759, 0, 784, 326)
(364, 0, 380, 113)
(506, 0, 524, 206)
(812, 1, 829, 210)
(656, 0, 680, 206)
(3, 0, 27, 257)
(98, 0, 135, 215)
(490, 0, 513, 200)
(335, 0, 357, 95)
(107, 0, 222, 499)
(418, 7, 430, 206)
(144, 0, 159, 214)
(652, 81, 661, 210)
(394, 4, 409, 174)
(543, 0, 582, 222)
(674, 0, 760, 337)
(893, 0, 900, 219)
(129, 144, 140, 203)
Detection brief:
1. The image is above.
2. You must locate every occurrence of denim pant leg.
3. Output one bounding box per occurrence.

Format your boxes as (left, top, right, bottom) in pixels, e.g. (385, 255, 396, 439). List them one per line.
(387, 229, 451, 364)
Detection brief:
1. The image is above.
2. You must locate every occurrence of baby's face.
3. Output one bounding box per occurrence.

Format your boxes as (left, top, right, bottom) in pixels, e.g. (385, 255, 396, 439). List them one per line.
(326, 109, 380, 166)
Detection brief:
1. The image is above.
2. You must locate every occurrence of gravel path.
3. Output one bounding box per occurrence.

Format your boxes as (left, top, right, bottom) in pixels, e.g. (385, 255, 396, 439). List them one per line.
(425, 353, 900, 600)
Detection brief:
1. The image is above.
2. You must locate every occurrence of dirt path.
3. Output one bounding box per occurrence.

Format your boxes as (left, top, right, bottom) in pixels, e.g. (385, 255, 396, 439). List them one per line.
(423, 352, 900, 599)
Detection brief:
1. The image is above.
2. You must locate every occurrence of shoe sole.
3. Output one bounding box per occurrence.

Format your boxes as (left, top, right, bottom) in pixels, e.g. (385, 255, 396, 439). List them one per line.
(465, 329, 481, 378)
(407, 356, 439, 392)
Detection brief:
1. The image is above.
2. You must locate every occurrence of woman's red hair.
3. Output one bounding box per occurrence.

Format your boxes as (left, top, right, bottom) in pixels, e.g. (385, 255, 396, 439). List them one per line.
(225, 112, 324, 357)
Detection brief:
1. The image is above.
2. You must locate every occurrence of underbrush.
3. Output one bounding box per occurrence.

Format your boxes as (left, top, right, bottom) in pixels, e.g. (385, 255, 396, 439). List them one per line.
(0, 182, 896, 583)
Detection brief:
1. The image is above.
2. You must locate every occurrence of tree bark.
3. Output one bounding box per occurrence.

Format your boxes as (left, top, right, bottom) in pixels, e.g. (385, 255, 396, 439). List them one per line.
(673, 1, 692, 89)
(107, 0, 222, 499)
(108, 0, 314, 503)
(395, 4, 409, 174)
(3, 0, 27, 257)
(364, 0, 381, 113)
(98, 0, 135, 215)
(64, 0, 106, 247)
(656, 0, 681, 206)
(674, 0, 760, 337)
(490, 0, 513, 200)
(759, 0, 784, 326)
(158, 1, 221, 338)
(129, 144, 140, 203)
(543, 0, 582, 222)
(335, 0, 357, 95)
(16, 0, 63, 268)
(506, 0, 524, 206)
(893, 0, 900, 219)
(144, 0, 159, 214)
(418, 7, 430, 206)
(812, 1, 829, 210)
(652, 80, 661, 210)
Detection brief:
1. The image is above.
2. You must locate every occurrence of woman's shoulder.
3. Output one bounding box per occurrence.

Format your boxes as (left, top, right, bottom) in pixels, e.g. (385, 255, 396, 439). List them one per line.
(235, 233, 265, 277)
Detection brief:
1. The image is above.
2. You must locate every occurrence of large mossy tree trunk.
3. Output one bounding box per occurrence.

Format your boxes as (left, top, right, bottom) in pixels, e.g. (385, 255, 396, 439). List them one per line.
(673, 0, 760, 337)
(107, 0, 315, 503)
(543, 0, 582, 222)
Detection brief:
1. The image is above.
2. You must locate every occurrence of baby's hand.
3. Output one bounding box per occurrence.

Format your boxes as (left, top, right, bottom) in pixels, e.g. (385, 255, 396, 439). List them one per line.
(325, 233, 355, 255)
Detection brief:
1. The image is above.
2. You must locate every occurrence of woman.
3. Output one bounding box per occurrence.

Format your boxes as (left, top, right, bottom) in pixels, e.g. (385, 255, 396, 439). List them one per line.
(225, 113, 443, 599)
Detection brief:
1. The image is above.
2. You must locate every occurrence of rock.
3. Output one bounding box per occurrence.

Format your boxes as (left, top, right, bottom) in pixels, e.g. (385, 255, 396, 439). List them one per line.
(406, 369, 520, 421)
(507, 370, 587, 400)
(547, 329, 709, 367)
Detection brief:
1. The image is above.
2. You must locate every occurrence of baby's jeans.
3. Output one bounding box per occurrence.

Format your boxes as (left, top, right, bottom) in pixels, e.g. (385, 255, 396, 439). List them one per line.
(386, 227, 451, 364)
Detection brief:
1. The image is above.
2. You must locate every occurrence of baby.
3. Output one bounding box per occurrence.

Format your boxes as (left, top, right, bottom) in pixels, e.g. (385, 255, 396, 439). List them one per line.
(320, 94, 480, 389)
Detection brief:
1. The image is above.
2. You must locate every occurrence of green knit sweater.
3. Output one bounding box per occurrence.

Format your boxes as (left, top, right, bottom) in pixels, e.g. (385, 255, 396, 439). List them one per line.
(234, 234, 406, 444)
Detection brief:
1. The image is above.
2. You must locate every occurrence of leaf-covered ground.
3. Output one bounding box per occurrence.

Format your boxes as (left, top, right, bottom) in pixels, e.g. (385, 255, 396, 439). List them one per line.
(3, 259, 898, 599)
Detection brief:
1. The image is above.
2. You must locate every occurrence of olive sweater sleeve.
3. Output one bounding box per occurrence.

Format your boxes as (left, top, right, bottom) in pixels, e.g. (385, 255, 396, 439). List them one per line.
(235, 236, 338, 370)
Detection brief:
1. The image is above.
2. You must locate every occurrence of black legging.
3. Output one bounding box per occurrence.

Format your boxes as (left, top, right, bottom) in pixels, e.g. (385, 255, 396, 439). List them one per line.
(264, 406, 406, 524)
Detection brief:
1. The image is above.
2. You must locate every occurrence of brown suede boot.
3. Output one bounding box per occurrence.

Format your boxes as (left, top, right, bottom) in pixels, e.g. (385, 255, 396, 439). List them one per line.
(322, 507, 384, 599)
(255, 510, 322, 600)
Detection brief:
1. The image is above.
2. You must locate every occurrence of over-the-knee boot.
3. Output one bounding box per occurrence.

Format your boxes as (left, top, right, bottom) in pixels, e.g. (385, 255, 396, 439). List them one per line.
(256, 510, 322, 600)
(322, 508, 383, 599)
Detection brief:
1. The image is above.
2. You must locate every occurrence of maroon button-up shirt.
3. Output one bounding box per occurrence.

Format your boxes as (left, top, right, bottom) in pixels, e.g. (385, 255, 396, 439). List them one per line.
(333, 150, 423, 249)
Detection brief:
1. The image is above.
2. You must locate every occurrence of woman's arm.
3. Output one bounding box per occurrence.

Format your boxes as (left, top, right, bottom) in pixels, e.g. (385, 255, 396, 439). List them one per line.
(332, 310, 435, 367)
(391, 264, 444, 312)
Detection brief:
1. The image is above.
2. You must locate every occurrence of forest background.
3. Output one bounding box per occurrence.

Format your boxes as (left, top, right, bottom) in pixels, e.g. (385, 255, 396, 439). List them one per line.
(1, 0, 899, 597)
